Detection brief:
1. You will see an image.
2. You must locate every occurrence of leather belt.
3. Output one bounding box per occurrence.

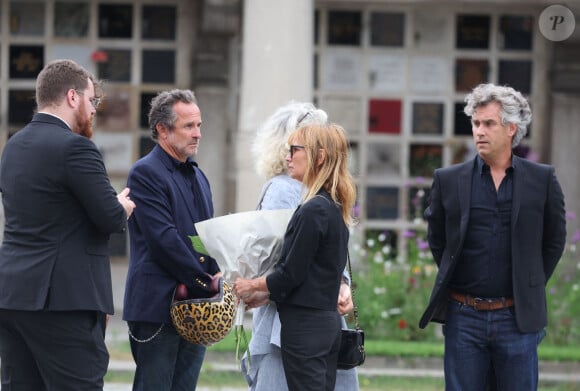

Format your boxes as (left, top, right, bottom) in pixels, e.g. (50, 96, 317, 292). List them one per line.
(449, 291, 514, 311)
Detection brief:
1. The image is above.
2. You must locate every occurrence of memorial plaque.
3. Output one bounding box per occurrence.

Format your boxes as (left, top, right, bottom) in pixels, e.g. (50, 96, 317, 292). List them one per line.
(142, 50, 175, 83)
(411, 56, 449, 94)
(454, 102, 472, 136)
(370, 12, 405, 47)
(9, 45, 44, 79)
(322, 50, 363, 91)
(455, 59, 489, 92)
(413, 10, 449, 50)
(499, 15, 533, 50)
(368, 53, 405, 93)
(10, 2, 45, 36)
(327, 10, 362, 45)
(8, 90, 36, 126)
(412, 102, 444, 135)
(409, 144, 442, 178)
(96, 87, 131, 131)
(366, 187, 399, 220)
(367, 143, 401, 177)
(456, 14, 490, 49)
(499, 60, 532, 94)
(139, 135, 156, 158)
(55, 2, 89, 37)
(142, 5, 176, 39)
(322, 96, 362, 134)
(97, 49, 131, 82)
(368, 99, 401, 134)
(99, 4, 133, 38)
(140, 93, 157, 128)
(92, 132, 133, 173)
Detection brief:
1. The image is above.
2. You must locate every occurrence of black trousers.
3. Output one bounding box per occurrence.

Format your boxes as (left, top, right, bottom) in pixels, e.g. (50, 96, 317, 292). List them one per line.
(0, 309, 108, 391)
(278, 304, 341, 391)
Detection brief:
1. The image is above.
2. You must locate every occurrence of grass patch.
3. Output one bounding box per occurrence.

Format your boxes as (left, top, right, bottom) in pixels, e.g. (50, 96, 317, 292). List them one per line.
(108, 333, 580, 362)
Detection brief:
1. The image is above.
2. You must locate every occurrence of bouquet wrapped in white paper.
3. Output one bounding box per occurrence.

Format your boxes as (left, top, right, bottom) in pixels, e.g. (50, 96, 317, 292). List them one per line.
(189, 208, 295, 361)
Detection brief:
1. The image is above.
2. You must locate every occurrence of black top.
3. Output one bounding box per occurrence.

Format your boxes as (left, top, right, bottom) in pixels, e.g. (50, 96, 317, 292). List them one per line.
(450, 156, 514, 297)
(267, 190, 349, 311)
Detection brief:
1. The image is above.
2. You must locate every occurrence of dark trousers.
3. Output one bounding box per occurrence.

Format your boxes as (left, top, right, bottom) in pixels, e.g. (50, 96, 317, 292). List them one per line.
(278, 304, 341, 391)
(128, 321, 206, 391)
(0, 309, 108, 391)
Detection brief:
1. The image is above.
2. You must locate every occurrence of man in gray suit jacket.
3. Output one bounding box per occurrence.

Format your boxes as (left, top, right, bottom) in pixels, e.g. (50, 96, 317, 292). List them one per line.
(419, 83, 566, 391)
(0, 59, 135, 390)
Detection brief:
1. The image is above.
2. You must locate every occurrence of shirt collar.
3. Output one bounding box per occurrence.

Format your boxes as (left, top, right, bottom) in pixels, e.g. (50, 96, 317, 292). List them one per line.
(476, 154, 516, 175)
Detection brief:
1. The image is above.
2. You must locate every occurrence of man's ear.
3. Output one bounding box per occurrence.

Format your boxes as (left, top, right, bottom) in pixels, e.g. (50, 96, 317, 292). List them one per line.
(317, 149, 326, 167)
(157, 123, 168, 139)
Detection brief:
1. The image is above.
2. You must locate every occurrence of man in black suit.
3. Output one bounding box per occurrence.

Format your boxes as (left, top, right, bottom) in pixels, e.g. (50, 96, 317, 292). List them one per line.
(0, 59, 135, 390)
(419, 83, 566, 391)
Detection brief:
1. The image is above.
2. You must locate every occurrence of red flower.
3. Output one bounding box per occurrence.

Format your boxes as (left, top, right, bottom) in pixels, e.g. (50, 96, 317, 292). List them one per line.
(398, 319, 407, 329)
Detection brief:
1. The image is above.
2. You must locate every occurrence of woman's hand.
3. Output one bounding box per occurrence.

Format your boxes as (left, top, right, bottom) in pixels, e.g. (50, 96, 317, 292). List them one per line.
(233, 276, 268, 300)
(337, 281, 354, 315)
(243, 291, 270, 309)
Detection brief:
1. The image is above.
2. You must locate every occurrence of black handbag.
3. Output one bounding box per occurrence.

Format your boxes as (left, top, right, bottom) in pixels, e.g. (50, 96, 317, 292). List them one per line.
(337, 252, 366, 370)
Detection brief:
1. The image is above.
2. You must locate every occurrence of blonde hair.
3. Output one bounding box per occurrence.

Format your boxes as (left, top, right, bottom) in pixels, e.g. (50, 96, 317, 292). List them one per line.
(289, 123, 356, 226)
(252, 102, 328, 179)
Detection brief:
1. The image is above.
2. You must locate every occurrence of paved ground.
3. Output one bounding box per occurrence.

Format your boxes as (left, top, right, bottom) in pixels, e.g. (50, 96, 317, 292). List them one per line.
(105, 261, 580, 390)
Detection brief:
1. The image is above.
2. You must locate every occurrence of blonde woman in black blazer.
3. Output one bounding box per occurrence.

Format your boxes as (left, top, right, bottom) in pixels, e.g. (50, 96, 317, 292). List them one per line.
(234, 123, 357, 391)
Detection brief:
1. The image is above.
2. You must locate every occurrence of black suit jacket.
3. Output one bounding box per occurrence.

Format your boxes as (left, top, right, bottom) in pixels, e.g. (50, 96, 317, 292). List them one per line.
(0, 113, 127, 314)
(419, 156, 566, 333)
(267, 190, 349, 311)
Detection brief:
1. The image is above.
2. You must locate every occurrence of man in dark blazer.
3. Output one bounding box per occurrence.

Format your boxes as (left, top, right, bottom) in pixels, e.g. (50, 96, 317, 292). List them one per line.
(0, 59, 135, 390)
(123, 89, 220, 390)
(419, 83, 566, 391)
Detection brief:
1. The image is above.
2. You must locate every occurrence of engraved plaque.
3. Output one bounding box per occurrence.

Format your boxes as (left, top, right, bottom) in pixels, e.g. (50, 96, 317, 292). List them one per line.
(499, 60, 532, 94)
(8, 89, 36, 126)
(455, 59, 489, 92)
(409, 144, 442, 178)
(55, 2, 89, 37)
(499, 15, 533, 50)
(456, 14, 490, 49)
(97, 49, 131, 82)
(9, 45, 44, 79)
(366, 187, 399, 220)
(368, 99, 402, 134)
(412, 102, 444, 135)
(142, 5, 176, 40)
(327, 10, 362, 46)
(142, 50, 175, 83)
(370, 12, 405, 47)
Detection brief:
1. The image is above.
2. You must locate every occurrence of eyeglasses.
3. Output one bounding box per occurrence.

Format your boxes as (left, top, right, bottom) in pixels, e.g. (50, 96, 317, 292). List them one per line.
(74, 89, 101, 109)
(288, 144, 305, 158)
(297, 111, 312, 126)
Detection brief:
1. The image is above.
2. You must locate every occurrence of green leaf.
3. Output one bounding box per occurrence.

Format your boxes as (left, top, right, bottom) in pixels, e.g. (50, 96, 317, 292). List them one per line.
(190, 235, 209, 255)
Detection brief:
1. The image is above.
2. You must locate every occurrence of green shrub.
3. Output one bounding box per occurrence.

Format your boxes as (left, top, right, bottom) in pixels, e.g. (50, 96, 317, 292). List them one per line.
(350, 208, 580, 346)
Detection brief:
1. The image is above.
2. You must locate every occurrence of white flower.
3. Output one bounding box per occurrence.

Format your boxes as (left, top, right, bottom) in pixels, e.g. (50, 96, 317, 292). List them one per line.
(388, 308, 402, 315)
(382, 245, 391, 255)
(374, 287, 387, 295)
(378, 233, 387, 242)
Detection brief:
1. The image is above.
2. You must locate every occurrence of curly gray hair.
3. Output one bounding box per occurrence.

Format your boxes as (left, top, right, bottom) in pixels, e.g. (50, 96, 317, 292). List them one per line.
(252, 101, 328, 179)
(464, 83, 532, 148)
